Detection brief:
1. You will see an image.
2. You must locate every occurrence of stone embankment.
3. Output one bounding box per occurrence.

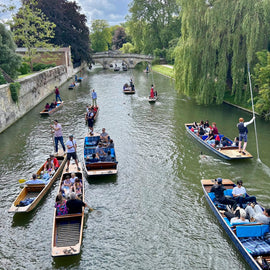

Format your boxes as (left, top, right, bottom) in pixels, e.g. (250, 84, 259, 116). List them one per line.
(0, 64, 84, 133)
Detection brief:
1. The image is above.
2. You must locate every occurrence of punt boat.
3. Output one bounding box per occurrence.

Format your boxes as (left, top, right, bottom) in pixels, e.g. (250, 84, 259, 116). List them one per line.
(123, 86, 135, 94)
(68, 83, 79, 89)
(185, 123, 253, 160)
(148, 96, 158, 103)
(202, 179, 270, 270)
(9, 151, 67, 213)
(51, 162, 85, 257)
(40, 101, 64, 116)
(83, 133, 118, 177)
(77, 77, 83, 82)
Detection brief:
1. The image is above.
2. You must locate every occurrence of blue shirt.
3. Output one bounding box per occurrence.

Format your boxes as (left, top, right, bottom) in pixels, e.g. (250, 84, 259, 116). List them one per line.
(92, 91, 97, 99)
(25, 179, 46, 185)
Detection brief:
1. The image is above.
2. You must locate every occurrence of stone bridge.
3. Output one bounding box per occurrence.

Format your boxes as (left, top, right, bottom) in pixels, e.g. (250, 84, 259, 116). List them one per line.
(92, 51, 154, 69)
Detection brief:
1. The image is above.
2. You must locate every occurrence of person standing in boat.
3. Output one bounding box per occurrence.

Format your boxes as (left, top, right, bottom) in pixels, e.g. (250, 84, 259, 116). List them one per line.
(237, 116, 255, 155)
(150, 85, 155, 98)
(66, 135, 80, 172)
(91, 89, 97, 106)
(55, 86, 62, 102)
(51, 120, 66, 154)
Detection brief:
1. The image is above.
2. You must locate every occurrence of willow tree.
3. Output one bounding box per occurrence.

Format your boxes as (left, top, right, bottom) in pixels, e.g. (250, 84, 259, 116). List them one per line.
(174, 0, 270, 104)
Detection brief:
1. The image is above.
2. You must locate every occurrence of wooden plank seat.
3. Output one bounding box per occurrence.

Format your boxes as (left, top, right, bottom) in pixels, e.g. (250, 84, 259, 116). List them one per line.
(86, 162, 117, 170)
(55, 213, 83, 219)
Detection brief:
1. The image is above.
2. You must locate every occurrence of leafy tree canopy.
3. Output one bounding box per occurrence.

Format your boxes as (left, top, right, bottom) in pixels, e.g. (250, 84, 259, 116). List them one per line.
(34, 0, 91, 64)
(174, 0, 270, 105)
(127, 0, 181, 54)
(112, 27, 127, 50)
(90, 19, 111, 52)
(0, 23, 21, 79)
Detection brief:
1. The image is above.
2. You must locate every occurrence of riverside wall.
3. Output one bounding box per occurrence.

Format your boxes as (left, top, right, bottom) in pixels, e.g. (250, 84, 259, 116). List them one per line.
(0, 64, 85, 133)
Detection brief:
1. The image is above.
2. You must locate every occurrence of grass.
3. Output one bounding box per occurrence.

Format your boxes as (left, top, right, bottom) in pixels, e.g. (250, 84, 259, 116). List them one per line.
(152, 65, 174, 79)
(18, 72, 36, 78)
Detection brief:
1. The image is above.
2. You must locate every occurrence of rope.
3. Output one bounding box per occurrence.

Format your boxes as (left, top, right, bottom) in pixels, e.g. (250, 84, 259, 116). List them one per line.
(247, 63, 260, 162)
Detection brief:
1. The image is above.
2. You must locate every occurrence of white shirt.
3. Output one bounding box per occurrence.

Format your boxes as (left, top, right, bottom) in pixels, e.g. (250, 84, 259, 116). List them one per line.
(232, 186, 246, 196)
(66, 139, 76, 153)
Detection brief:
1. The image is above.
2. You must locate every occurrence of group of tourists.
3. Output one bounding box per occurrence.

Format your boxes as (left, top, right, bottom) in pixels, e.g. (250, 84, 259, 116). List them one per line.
(43, 86, 62, 111)
(210, 178, 270, 225)
(191, 116, 255, 154)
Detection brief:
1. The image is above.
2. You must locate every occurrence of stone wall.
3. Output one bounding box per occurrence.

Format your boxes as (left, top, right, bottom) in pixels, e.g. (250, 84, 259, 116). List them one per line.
(0, 64, 84, 133)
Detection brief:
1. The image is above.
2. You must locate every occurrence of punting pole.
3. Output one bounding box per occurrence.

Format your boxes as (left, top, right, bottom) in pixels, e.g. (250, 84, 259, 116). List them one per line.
(247, 63, 261, 162)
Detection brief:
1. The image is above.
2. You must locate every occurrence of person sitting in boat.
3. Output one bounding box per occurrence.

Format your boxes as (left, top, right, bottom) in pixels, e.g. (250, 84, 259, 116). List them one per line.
(66, 192, 91, 214)
(93, 106, 98, 114)
(45, 103, 50, 111)
(105, 150, 112, 162)
(230, 209, 250, 225)
(220, 137, 232, 147)
(25, 173, 46, 185)
(55, 193, 68, 216)
(245, 204, 270, 224)
(232, 137, 239, 147)
(95, 143, 106, 159)
(197, 125, 205, 136)
(150, 85, 155, 98)
(212, 122, 219, 135)
(108, 139, 114, 148)
(206, 130, 215, 144)
(50, 154, 59, 171)
(204, 120, 211, 132)
(210, 178, 237, 208)
(100, 128, 109, 143)
(232, 180, 257, 208)
(50, 102, 56, 109)
(44, 158, 54, 175)
(88, 153, 99, 163)
(61, 175, 73, 197)
(70, 172, 78, 185)
(73, 178, 82, 196)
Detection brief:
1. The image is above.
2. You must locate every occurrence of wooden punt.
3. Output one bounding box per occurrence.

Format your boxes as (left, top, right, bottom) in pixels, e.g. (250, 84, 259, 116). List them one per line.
(123, 86, 135, 94)
(83, 134, 118, 177)
(185, 123, 253, 160)
(68, 83, 79, 89)
(202, 179, 270, 270)
(148, 96, 158, 103)
(9, 151, 67, 213)
(40, 101, 64, 116)
(114, 67, 120, 71)
(51, 162, 85, 257)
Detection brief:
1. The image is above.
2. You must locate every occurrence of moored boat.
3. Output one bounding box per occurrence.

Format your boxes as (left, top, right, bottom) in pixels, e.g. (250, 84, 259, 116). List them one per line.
(9, 151, 67, 213)
(77, 77, 83, 82)
(148, 96, 158, 103)
(51, 162, 85, 257)
(68, 82, 79, 89)
(83, 133, 118, 177)
(202, 178, 270, 270)
(40, 101, 64, 116)
(114, 67, 120, 71)
(123, 86, 135, 94)
(185, 123, 253, 160)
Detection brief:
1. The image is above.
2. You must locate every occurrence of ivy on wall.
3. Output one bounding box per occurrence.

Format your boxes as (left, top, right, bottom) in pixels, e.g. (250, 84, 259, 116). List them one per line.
(10, 82, 21, 103)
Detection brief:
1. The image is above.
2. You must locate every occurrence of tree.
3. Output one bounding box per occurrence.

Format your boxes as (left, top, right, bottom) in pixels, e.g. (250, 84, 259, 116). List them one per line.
(35, 0, 91, 65)
(254, 50, 270, 118)
(90, 20, 111, 52)
(127, 0, 181, 54)
(112, 27, 127, 50)
(174, 0, 270, 104)
(11, 0, 55, 70)
(0, 23, 21, 80)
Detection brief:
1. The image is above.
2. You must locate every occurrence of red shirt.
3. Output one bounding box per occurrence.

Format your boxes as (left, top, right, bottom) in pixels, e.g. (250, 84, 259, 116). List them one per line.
(212, 126, 219, 135)
(55, 88, 60, 95)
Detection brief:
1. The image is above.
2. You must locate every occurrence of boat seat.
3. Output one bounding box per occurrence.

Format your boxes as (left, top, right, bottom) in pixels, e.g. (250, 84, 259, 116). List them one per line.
(240, 237, 270, 256)
(208, 192, 227, 210)
(85, 137, 99, 146)
(224, 189, 233, 197)
(236, 224, 270, 238)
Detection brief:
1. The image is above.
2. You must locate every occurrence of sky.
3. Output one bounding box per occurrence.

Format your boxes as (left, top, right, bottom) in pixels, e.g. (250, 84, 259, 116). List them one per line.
(0, 0, 132, 26)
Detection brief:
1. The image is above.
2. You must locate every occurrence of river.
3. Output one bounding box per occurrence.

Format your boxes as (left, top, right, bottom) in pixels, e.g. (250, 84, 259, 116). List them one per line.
(1, 66, 270, 269)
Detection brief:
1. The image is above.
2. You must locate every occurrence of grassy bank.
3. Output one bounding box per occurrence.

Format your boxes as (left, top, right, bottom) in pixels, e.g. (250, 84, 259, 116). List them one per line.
(152, 65, 174, 79)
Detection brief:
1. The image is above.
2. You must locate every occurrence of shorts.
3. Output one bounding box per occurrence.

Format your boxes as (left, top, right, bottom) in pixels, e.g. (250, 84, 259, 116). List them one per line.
(67, 152, 77, 160)
(239, 133, 247, 142)
(88, 119, 94, 128)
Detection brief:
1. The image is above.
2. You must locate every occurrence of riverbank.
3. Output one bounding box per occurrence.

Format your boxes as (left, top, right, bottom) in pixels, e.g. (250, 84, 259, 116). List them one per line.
(153, 64, 257, 116)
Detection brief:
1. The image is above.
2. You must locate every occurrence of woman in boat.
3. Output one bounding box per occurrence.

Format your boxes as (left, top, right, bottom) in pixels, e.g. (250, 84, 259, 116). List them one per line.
(61, 175, 73, 197)
(150, 85, 155, 98)
(108, 139, 114, 148)
(45, 103, 50, 111)
(55, 193, 68, 216)
(70, 173, 78, 185)
(212, 122, 219, 135)
(73, 178, 82, 196)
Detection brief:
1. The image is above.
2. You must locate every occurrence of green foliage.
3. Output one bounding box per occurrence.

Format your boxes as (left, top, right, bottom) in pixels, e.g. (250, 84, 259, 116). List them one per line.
(10, 0, 56, 70)
(9, 82, 20, 103)
(120, 42, 136, 53)
(254, 50, 270, 118)
(174, 0, 270, 105)
(127, 0, 181, 54)
(18, 62, 31, 75)
(90, 20, 111, 52)
(32, 62, 56, 71)
(0, 23, 22, 79)
(112, 27, 127, 50)
(0, 71, 6, 84)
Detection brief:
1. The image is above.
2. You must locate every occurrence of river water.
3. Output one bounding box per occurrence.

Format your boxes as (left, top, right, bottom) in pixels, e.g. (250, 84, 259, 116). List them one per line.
(1, 66, 270, 269)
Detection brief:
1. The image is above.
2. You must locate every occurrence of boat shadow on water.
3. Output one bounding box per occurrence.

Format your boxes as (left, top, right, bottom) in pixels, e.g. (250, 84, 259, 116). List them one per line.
(11, 209, 38, 227)
(52, 253, 81, 268)
(86, 174, 117, 185)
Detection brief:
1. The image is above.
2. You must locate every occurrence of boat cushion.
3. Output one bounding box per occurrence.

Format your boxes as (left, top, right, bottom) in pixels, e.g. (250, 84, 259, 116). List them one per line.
(236, 225, 270, 238)
(224, 189, 233, 197)
(240, 237, 270, 256)
(208, 192, 227, 210)
(85, 137, 99, 146)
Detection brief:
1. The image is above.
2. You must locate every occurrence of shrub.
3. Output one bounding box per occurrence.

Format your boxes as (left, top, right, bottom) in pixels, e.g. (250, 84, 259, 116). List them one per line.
(0, 71, 6, 85)
(18, 62, 31, 75)
(10, 82, 20, 103)
(33, 62, 56, 71)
